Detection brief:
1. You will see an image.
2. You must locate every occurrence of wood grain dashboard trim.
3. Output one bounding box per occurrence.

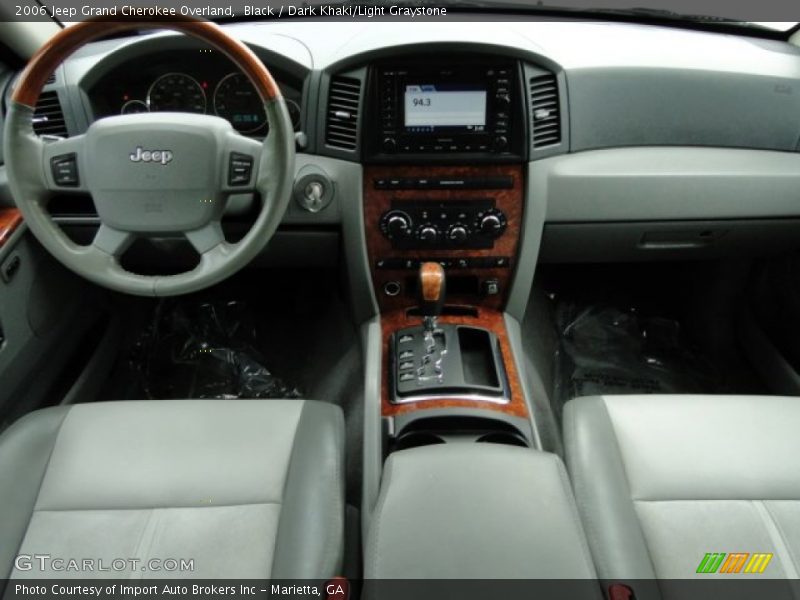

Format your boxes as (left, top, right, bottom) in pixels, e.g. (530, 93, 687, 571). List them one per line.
(381, 308, 528, 418)
(364, 164, 524, 312)
(0, 208, 23, 249)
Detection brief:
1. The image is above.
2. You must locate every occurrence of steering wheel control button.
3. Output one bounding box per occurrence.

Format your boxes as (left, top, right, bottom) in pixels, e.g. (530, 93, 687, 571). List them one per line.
(228, 152, 253, 186)
(51, 153, 79, 187)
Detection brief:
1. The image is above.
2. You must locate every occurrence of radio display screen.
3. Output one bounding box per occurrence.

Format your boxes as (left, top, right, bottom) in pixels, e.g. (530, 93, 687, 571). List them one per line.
(403, 84, 487, 132)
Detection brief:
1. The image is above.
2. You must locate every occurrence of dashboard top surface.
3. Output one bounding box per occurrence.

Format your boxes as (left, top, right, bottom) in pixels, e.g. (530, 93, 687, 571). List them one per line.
(8, 18, 800, 163)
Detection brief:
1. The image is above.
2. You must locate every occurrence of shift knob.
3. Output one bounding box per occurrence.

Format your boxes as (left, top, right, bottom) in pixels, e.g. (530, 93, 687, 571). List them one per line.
(418, 262, 445, 317)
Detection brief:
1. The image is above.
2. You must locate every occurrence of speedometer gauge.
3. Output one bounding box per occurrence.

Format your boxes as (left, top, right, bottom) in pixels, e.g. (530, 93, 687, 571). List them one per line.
(147, 73, 206, 114)
(213, 72, 267, 133)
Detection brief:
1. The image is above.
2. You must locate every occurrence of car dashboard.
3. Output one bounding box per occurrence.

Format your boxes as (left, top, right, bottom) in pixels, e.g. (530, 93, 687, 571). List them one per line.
(4, 19, 800, 280)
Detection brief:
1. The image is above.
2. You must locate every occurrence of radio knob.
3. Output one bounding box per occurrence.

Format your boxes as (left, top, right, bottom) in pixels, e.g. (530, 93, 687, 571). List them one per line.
(383, 211, 412, 238)
(418, 226, 439, 243)
(480, 214, 503, 236)
(448, 225, 468, 242)
(382, 137, 397, 153)
(492, 135, 508, 152)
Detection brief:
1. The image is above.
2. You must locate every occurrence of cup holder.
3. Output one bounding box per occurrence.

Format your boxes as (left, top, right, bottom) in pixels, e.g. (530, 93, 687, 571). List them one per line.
(390, 415, 532, 454)
(476, 432, 529, 447)
(394, 432, 446, 451)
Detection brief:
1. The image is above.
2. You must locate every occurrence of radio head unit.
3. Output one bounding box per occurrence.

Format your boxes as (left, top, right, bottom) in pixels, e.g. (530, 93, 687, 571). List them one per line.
(366, 60, 525, 161)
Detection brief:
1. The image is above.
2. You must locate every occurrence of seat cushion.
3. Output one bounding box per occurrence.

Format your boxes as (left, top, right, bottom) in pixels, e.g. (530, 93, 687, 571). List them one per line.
(0, 399, 345, 579)
(564, 394, 800, 581)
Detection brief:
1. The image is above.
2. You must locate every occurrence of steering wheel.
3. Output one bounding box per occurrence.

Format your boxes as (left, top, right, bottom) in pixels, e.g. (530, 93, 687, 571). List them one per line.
(3, 16, 295, 296)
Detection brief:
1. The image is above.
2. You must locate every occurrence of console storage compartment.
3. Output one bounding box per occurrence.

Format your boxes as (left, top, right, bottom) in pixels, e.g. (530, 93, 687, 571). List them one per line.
(365, 443, 598, 582)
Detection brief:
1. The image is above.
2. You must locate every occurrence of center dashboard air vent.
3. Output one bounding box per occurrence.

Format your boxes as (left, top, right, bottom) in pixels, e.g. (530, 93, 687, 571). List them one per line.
(32, 91, 68, 137)
(325, 75, 362, 151)
(529, 73, 561, 148)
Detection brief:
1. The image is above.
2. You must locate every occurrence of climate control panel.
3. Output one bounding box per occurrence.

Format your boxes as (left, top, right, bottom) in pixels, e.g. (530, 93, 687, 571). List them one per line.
(379, 199, 507, 249)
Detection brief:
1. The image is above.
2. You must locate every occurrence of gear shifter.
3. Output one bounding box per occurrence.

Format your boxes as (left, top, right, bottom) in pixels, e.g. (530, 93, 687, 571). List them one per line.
(417, 262, 446, 381)
(418, 262, 445, 334)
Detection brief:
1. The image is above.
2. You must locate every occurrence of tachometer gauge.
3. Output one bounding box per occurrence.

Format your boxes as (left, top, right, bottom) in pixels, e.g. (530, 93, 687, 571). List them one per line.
(213, 72, 267, 133)
(121, 99, 149, 115)
(147, 73, 206, 114)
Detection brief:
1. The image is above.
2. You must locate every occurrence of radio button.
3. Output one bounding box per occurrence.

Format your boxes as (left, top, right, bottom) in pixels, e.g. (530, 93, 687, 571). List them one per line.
(382, 137, 397, 153)
(492, 136, 509, 152)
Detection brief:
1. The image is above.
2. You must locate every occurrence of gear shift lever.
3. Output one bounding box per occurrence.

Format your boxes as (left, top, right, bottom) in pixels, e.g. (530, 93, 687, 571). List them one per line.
(418, 262, 446, 333)
(417, 262, 446, 365)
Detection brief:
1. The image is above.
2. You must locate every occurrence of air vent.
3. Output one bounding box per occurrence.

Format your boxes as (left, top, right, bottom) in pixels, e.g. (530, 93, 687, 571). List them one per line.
(32, 91, 68, 137)
(46, 72, 56, 85)
(530, 74, 561, 148)
(325, 75, 361, 150)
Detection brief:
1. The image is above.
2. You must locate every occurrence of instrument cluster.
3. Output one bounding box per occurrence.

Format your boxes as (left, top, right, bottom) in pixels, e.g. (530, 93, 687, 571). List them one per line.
(89, 49, 303, 135)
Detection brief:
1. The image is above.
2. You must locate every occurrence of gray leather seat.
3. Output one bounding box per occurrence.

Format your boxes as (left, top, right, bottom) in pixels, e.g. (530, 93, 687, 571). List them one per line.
(0, 399, 345, 579)
(564, 394, 800, 581)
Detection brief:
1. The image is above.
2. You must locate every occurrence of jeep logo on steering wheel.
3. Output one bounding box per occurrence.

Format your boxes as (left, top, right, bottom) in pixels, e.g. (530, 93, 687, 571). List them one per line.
(130, 146, 173, 165)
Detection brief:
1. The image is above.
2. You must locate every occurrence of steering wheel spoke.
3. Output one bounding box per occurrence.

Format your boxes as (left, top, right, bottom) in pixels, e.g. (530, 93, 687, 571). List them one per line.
(185, 221, 227, 255)
(92, 223, 134, 257)
(40, 134, 89, 194)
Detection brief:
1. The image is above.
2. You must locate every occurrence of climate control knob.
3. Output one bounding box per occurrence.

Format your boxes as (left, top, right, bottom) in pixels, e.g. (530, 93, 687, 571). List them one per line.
(380, 210, 412, 239)
(476, 210, 507, 239)
(480, 215, 502, 234)
(448, 225, 469, 243)
(417, 225, 439, 243)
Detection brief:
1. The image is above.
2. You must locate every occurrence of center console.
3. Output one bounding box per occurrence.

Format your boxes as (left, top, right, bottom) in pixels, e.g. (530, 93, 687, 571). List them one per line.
(364, 444, 599, 586)
(362, 56, 532, 452)
(358, 53, 586, 585)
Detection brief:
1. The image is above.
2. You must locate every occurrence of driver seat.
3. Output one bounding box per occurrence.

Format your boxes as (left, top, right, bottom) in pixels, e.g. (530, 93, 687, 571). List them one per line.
(0, 399, 344, 579)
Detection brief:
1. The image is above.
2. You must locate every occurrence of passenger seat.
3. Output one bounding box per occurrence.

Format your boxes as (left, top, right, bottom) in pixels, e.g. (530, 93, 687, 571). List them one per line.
(564, 395, 800, 580)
